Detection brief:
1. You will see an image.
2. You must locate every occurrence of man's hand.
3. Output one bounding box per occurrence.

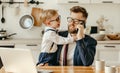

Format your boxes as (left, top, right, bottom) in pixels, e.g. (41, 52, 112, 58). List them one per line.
(76, 24, 85, 40)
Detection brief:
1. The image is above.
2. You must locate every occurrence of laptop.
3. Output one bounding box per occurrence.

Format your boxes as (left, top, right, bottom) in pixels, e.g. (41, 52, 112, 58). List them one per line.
(0, 48, 38, 73)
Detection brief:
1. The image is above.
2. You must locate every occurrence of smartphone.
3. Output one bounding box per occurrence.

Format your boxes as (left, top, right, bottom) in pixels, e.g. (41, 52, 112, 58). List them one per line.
(76, 22, 86, 33)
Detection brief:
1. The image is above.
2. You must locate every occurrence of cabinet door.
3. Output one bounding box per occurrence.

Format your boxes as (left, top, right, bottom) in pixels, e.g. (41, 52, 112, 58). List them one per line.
(95, 44, 120, 66)
(57, 0, 90, 4)
(79, 0, 90, 3)
(15, 44, 41, 63)
(91, 0, 120, 3)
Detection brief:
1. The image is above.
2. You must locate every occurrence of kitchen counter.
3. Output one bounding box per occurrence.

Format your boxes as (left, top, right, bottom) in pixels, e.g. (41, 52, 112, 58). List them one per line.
(97, 40, 120, 44)
(0, 39, 42, 44)
(0, 39, 120, 44)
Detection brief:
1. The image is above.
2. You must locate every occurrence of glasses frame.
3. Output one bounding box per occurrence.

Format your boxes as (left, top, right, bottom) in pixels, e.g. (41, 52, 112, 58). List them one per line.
(67, 17, 85, 25)
(49, 15, 61, 22)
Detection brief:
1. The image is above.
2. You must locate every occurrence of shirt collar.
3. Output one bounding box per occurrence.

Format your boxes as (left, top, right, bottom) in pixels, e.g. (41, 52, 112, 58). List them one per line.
(45, 26, 57, 31)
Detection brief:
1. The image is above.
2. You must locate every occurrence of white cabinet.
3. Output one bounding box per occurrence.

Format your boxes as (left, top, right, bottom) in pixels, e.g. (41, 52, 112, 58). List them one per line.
(57, 0, 90, 4)
(91, 0, 120, 3)
(95, 43, 120, 66)
(15, 44, 41, 63)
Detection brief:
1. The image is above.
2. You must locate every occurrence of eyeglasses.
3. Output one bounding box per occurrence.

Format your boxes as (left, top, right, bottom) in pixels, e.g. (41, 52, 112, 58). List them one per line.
(50, 15, 61, 22)
(67, 17, 85, 25)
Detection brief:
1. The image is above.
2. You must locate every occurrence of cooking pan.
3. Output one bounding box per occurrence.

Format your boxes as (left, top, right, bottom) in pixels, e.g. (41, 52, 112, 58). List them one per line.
(19, 15, 34, 29)
(0, 33, 17, 40)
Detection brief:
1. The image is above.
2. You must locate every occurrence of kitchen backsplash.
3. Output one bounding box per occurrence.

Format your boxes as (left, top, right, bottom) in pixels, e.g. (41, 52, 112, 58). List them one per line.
(0, 0, 120, 39)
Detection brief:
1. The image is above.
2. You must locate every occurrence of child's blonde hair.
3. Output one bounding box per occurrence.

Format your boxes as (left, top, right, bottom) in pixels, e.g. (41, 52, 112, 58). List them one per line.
(40, 9, 58, 23)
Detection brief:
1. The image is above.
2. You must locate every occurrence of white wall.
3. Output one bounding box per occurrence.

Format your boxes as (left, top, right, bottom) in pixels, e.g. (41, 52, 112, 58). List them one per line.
(0, 0, 120, 39)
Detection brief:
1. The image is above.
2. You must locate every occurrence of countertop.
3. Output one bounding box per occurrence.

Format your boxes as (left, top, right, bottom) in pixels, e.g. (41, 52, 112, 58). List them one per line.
(0, 39, 42, 44)
(97, 40, 120, 44)
(0, 39, 120, 44)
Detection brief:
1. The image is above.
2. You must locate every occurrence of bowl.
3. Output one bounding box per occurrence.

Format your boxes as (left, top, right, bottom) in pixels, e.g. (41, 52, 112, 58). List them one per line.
(106, 33, 120, 40)
(90, 34, 105, 41)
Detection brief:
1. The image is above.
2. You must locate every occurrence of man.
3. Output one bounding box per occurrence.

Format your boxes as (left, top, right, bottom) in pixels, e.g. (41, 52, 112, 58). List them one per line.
(55, 6, 97, 66)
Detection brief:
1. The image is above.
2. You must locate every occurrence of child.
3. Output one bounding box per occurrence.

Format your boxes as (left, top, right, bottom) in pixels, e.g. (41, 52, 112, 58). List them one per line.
(37, 9, 75, 66)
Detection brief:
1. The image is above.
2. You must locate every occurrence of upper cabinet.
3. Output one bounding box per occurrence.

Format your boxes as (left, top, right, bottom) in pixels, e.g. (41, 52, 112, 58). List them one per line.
(57, 0, 90, 4)
(91, 0, 120, 3)
(57, 0, 120, 4)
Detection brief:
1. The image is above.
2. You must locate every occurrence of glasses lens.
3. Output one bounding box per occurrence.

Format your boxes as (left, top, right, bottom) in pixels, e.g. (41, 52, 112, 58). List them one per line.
(79, 21, 85, 25)
(67, 17, 85, 26)
(56, 15, 60, 21)
(50, 15, 60, 22)
(74, 20, 80, 24)
(67, 17, 73, 23)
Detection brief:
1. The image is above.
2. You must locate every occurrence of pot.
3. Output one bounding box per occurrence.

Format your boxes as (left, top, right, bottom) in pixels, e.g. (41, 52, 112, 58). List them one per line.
(0, 29, 17, 40)
(19, 15, 34, 29)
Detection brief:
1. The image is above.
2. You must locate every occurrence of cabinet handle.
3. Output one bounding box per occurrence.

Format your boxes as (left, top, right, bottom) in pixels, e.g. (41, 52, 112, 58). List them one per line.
(68, 1, 79, 3)
(104, 45, 116, 48)
(26, 44, 37, 46)
(102, 1, 113, 3)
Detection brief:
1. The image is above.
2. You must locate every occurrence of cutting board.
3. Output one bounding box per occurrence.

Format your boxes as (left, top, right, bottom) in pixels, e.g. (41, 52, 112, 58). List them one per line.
(31, 7, 43, 26)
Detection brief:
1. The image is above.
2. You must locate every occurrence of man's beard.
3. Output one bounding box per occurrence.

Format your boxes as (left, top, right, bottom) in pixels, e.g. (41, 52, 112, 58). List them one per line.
(68, 28, 78, 34)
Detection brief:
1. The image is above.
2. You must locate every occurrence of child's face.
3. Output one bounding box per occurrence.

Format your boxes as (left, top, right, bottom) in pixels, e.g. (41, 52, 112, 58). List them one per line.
(49, 14, 61, 29)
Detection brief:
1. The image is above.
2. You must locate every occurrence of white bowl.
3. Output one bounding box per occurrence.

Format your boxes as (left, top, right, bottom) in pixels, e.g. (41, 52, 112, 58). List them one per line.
(90, 34, 105, 41)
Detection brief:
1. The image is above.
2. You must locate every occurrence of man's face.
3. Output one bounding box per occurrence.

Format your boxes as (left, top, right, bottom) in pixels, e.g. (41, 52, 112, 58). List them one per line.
(68, 12, 86, 34)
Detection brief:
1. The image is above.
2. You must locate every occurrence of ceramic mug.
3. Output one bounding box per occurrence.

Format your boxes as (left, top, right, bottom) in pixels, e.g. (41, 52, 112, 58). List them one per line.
(95, 60, 105, 71)
(105, 66, 116, 73)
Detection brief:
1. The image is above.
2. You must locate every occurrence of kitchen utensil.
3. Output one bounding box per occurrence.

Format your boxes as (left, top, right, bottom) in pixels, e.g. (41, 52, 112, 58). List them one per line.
(0, 28, 7, 37)
(9, 0, 14, 4)
(30, 0, 35, 4)
(1, 5, 5, 23)
(0, 33, 16, 40)
(15, 2, 20, 16)
(19, 15, 34, 29)
(31, 7, 43, 26)
(24, 0, 28, 7)
(0, 28, 16, 40)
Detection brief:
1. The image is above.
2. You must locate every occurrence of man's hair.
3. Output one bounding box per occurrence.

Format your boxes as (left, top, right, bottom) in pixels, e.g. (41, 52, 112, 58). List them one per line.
(70, 6, 88, 18)
(40, 9, 58, 23)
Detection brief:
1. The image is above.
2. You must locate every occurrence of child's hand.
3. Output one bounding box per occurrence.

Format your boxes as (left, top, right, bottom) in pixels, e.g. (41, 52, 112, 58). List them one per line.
(71, 34, 77, 41)
(38, 63, 45, 66)
(38, 63, 49, 66)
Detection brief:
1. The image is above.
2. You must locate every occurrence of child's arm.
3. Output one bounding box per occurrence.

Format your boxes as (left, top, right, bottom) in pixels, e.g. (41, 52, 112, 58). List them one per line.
(47, 31, 75, 44)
